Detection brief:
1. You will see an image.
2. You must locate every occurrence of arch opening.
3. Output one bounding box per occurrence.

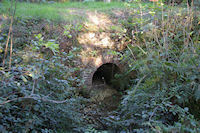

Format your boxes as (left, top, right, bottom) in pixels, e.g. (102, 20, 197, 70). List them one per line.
(92, 63, 121, 88)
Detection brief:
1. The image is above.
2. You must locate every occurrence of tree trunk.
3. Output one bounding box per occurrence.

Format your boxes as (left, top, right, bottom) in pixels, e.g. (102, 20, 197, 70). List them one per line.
(104, 0, 111, 3)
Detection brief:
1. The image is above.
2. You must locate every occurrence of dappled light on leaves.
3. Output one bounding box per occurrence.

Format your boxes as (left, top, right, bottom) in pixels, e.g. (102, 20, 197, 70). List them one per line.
(78, 32, 114, 48)
(0, 1, 200, 132)
(94, 56, 103, 67)
(77, 12, 115, 49)
(86, 12, 112, 30)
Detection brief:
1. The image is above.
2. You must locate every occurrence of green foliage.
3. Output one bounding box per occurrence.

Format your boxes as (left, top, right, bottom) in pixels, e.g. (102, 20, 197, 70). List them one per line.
(102, 2, 200, 132)
(0, 64, 84, 132)
(34, 34, 59, 54)
(115, 44, 200, 130)
(0, 31, 85, 132)
(1, 1, 200, 132)
(63, 23, 83, 38)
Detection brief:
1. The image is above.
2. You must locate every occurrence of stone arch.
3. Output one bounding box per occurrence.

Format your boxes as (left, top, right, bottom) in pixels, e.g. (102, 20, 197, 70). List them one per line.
(92, 63, 121, 86)
(82, 53, 124, 89)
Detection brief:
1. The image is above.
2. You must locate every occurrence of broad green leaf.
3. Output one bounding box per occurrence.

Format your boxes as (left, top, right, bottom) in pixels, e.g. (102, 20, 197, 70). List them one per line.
(194, 86, 200, 101)
(21, 75, 28, 83)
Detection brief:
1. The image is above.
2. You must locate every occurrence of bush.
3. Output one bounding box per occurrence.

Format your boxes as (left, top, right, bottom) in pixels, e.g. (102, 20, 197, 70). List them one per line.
(103, 2, 200, 132)
(0, 31, 85, 132)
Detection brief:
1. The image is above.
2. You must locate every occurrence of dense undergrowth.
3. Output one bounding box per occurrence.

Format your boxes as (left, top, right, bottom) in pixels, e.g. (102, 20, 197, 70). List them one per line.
(0, 23, 86, 131)
(108, 2, 200, 132)
(0, 0, 200, 132)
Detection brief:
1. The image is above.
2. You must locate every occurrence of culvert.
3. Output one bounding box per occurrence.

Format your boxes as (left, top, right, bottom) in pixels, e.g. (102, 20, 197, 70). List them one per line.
(88, 63, 123, 111)
(92, 63, 121, 88)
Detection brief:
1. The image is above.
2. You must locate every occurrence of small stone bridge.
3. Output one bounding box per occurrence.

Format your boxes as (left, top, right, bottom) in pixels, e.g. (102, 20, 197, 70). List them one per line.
(81, 50, 125, 90)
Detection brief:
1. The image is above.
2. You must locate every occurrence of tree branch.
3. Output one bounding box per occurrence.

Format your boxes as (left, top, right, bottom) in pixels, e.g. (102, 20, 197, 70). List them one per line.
(0, 95, 69, 106)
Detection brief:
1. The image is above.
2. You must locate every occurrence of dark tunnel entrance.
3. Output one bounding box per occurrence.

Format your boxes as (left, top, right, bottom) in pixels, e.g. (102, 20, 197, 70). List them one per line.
(92, 63, 121, 87)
